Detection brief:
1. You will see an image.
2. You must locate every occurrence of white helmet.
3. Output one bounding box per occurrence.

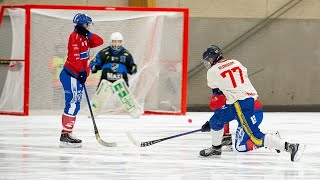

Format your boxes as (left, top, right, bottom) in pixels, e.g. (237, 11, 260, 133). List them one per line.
(110, 32, 123, 50)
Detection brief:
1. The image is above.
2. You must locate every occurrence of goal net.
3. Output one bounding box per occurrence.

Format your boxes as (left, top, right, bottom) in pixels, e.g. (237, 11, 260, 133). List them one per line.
(0, 5, 188, 116)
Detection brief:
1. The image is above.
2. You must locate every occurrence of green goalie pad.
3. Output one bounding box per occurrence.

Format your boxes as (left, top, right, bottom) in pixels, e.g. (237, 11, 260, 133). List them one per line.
(89, 79, 113, 116)
(112, 79, 138, 113)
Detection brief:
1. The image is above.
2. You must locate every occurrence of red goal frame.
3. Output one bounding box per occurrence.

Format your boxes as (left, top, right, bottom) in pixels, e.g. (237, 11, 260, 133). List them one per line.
(0, 4, 189, 116)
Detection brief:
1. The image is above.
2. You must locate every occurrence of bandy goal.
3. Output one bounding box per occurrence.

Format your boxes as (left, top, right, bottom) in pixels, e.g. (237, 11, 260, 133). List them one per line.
(0, 5, 189, 116)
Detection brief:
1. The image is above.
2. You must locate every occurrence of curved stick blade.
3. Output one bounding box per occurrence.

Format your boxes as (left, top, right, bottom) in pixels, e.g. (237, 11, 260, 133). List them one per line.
(125, 131, 141, 146)
(95, 134, 117, 147)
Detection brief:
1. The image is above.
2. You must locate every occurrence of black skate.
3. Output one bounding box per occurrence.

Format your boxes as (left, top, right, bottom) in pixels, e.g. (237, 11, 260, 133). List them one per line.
(285, 143, 306, 162)
(221, 134, 233, 151)
(60, 132, 82, 148)
(199, 145, 222, 157)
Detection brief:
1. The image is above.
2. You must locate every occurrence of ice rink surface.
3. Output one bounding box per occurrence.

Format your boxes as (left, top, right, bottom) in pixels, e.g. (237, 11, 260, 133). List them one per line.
(0, 112, 319, 180)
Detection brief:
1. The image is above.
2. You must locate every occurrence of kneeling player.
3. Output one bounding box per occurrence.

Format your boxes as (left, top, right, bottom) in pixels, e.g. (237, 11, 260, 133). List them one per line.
(203, 90, 265, 152)
(88, 32, 143, 118)
(200, 45, 305, 162)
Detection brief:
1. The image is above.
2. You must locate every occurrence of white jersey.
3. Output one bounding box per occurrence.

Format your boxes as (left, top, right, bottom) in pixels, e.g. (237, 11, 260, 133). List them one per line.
(207, 59, 258, 104)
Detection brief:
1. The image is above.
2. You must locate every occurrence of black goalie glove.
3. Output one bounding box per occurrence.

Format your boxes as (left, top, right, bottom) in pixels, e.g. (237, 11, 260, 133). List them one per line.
(201, 121, 211, 132)
(89, 58, 102, 73)
(129, 64, 137, 75)
(74, 25, 89, 37)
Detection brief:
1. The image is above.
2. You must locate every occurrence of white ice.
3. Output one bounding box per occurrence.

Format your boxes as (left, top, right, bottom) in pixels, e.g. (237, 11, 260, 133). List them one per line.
(0, 112, 319, 180)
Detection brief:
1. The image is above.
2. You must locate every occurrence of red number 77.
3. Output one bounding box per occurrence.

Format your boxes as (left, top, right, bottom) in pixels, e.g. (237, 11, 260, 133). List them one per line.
(220, 66, 244, 88)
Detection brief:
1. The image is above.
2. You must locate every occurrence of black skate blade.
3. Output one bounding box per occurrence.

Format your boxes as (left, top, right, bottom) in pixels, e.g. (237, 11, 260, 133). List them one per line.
(198, 154, 222, 158)
(222, 145, 233, 152)
(293, 144, 306, 162)
(59, 141, 82, 148)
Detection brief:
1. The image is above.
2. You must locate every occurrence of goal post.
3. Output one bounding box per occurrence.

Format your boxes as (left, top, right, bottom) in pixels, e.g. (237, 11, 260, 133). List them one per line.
(0, 5, 28, 116)
(0, 5, 189, 116)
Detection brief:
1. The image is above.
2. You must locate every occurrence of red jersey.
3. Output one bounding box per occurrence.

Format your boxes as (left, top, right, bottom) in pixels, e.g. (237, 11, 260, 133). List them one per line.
(63, 31, 103, 77)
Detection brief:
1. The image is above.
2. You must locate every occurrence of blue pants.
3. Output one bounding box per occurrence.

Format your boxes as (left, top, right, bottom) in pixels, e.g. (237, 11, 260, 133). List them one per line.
(210, 98, 265, 152)
(60, 69, 83, 116)
(234, 107, 263, 152)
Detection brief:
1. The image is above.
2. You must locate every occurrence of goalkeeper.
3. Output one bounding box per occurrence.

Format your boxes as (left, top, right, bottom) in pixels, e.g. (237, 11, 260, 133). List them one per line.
(88, 32, 143, 118)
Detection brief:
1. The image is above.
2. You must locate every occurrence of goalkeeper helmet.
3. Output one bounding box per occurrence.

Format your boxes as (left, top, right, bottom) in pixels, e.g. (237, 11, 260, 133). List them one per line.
(202, 45, 223, 69)
(110, 32, 123, 50)
(73, 13, 92, 26)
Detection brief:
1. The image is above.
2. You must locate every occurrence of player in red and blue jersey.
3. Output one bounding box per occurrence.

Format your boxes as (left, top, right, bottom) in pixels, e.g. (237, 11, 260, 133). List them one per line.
(59, 13, 103, 148)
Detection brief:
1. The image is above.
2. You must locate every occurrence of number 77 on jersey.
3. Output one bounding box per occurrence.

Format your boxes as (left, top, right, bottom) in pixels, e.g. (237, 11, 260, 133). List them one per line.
(220, 66, 244, 88)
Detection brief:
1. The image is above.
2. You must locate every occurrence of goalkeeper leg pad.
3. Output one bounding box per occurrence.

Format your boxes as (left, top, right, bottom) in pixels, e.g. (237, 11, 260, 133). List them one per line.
(112, 79, 144, 118)
(87, 79, 113, 117)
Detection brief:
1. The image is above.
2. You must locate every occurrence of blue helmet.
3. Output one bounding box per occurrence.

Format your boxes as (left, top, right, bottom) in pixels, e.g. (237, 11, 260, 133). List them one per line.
(73, 13, 92, 26)
(202, 45, 223, 69)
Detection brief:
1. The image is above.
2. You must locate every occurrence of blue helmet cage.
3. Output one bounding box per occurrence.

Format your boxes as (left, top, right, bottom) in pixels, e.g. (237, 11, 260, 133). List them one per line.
(86, 15, 93, 25)
(202, 45, 223, 69)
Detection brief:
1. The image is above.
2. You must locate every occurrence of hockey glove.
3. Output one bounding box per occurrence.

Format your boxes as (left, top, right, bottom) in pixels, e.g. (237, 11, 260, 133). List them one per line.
(78, 70, 87, 84)
(129, 64, 137, 75)
(201, 121, 211, 132)
(209, 94, 227, 111)
(91, 66, 98, 73)
(75, 25, 90, 37)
